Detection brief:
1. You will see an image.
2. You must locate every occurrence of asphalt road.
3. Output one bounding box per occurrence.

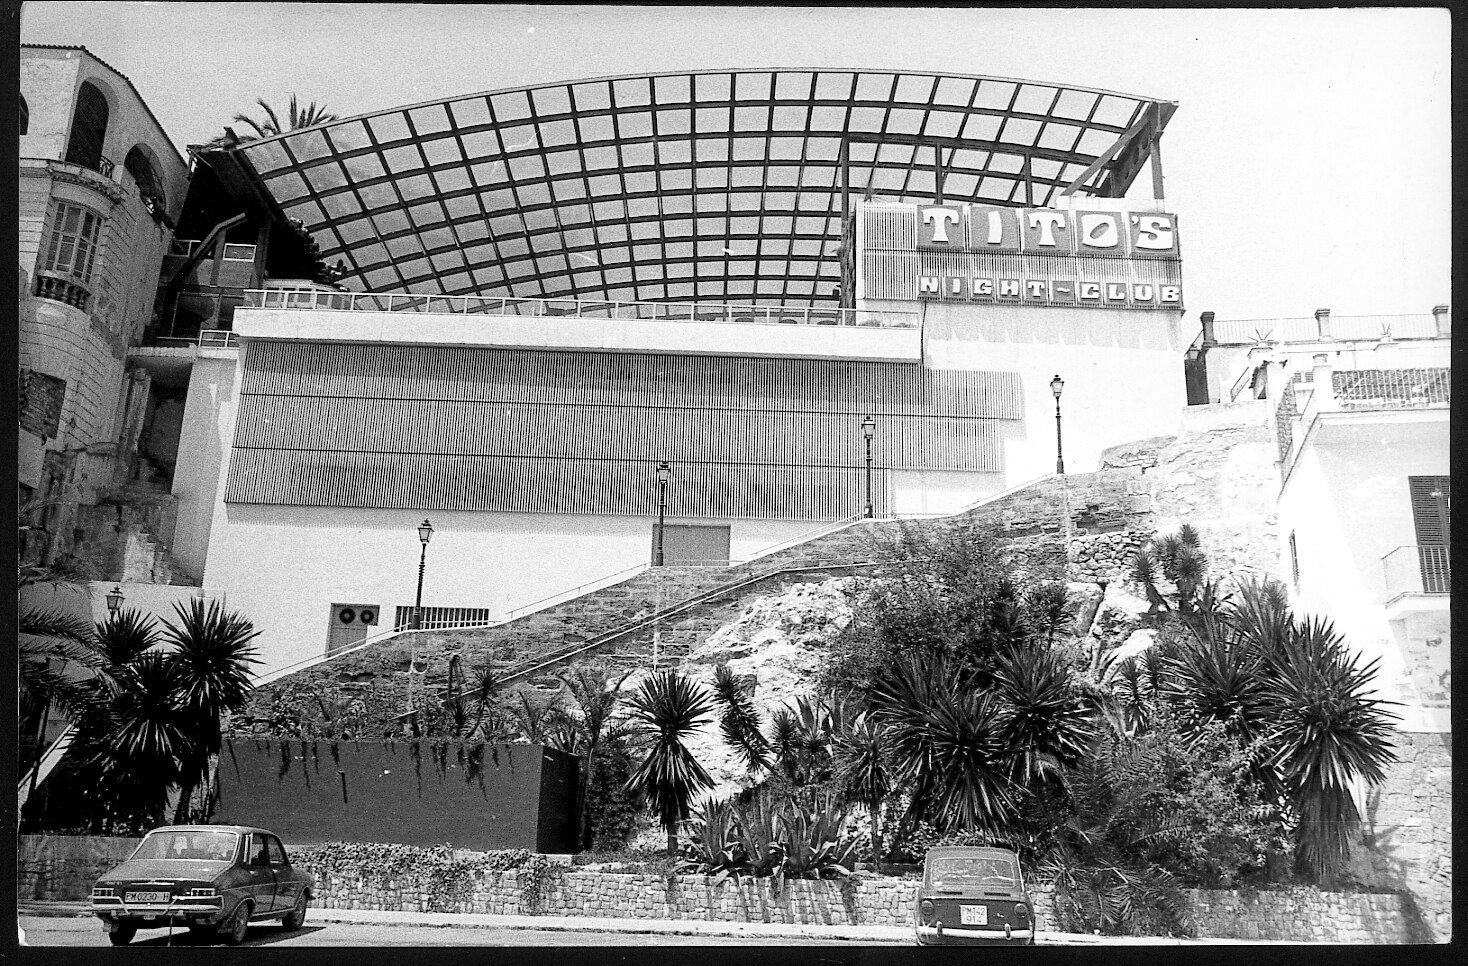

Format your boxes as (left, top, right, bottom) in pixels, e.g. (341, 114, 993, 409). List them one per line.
(18, 915, 849, 947)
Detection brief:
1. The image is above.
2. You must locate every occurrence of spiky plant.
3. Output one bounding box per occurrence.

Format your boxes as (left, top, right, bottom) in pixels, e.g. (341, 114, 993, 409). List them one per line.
(832, 710, 891, 869)
(558, 663, 630, 849)
(991, 644, 1094, 786)
(159, 598, 261, 823)
(94, 608, 161, 670)
(867, 653, 1017, 832)
(624, 670, 716, 856)
(711, 664, 769, 772)
(1259, 616, 1398, 884)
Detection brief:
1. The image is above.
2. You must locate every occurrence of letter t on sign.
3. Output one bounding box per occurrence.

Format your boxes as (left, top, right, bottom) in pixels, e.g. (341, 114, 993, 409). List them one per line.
(919, 206, 962, 246)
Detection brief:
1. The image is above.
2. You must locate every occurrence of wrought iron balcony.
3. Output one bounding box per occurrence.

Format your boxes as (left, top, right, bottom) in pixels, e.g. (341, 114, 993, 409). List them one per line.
(1382, 544, 1451, 599)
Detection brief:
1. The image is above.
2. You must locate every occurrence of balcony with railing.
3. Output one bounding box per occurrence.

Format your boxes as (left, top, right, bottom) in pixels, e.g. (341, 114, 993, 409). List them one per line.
(1276, 364, 1450, 475)
(242, 288, 916, 328)
(1382, 544, 1451, 613)
(32, 271, 92, 311)
(236, 287, 923, 362)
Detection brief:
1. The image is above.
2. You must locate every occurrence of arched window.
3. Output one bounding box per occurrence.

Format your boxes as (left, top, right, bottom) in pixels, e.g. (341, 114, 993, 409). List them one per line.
(124, 145, 167, 218)
(64, 81, 110, 174)
(19, 94, 28, 136)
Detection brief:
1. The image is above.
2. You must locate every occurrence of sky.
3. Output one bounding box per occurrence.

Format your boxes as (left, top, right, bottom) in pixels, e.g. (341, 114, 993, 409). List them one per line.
(19, 3, 1452, 323)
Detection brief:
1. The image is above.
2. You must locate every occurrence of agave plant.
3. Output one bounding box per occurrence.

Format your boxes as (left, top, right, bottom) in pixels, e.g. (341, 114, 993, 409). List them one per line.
(730, 786, 787, 879)
(779, 791, 861, 885)
(679, 796, 747, 884)
(624, 670, 716, 856)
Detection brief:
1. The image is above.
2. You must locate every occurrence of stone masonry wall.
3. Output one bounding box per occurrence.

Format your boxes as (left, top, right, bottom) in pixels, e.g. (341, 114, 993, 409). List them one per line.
(18, 836, 1416, 942)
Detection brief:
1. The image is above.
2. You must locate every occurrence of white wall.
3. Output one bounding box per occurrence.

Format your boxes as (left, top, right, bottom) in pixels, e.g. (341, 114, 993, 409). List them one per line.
(1278, 415, 1450, 731)
(203, 504, 820, 676)
(171, 352, 240, 580)
(908, 301, 1186, 483)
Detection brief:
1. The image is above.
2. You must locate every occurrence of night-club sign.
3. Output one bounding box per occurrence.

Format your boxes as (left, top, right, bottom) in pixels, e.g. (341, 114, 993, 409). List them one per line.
(906, 204, 1182, 308)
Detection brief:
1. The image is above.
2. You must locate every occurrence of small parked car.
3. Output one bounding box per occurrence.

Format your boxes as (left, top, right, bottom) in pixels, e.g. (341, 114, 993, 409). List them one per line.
(90, 825, 314, 946)
(914, 845, 1036, 945)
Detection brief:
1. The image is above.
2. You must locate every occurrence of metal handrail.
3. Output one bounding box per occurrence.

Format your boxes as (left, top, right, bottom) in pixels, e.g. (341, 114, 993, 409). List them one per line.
(241, 288, 918, 329)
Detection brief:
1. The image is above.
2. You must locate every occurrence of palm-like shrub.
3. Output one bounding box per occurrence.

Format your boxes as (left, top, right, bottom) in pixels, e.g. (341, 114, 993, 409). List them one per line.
(991, 644, 1094, 785)
(711, 664, 769, 772)
(868, 653, 1017, 832)
(94, 608, 161, 669)
(160, 598, 261, 823)
(1259, 615, 1397, 884)
(625, 670, 716, 855)
(557, 664, 630, 850)
(682, 789, 860, 894)
(832, 710, 891, 869)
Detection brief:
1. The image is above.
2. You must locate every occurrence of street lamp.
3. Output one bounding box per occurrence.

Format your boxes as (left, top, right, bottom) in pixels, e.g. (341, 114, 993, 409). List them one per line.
(654, 462, 672, 567)
(105, 585, 125, 615)
(1050, 374, 1066, 475)
(413, 519, 433, 630)
(860, 416, 876, 518)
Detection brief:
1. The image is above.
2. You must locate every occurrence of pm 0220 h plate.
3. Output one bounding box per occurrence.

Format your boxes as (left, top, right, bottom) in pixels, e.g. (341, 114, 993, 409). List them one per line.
(959, 905, 988, 926)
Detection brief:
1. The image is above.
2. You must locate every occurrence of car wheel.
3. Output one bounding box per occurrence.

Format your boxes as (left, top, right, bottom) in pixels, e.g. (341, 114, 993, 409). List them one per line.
(281, 892, 309, 931)
(107, 922, 138, 946)
(219, 901, 251, 946)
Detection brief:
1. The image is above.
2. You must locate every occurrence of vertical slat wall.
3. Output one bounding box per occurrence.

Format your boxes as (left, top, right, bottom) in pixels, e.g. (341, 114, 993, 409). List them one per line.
(226, 342, 1021, 520)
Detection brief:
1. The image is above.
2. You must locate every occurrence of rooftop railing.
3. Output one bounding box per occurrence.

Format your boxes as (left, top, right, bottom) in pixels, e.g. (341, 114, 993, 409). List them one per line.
(1205, 312, 1444, 346)
(1382, 544, 1450, 599)
(1333, 368, 1450, 410)
(138, 329, 239, 350)
(241, 287, 918, 329)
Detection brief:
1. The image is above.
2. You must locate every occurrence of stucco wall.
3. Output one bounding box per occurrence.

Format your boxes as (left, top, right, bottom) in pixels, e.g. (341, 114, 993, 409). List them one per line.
(915, 300, 1188, 485)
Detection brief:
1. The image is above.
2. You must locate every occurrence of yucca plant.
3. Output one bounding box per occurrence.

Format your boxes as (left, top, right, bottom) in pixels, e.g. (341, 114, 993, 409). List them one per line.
(833, 710, 892, 870)
(94, 608, 161, 670)
(625, 670, 716, 856)
(160, 598, 261, 823)
(711, 664, 769, 772)
(1259, 616, 1398, 884)
(991, 644, 1094, 786)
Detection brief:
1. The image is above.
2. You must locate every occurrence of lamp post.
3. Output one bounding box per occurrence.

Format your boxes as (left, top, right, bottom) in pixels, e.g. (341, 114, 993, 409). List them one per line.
(105, 585, 125, 615)
(654, 462, 671, 567)
(1050, 374, 1066, 475)
(860, 416, 876, 518)
(413, 519, 433, 630)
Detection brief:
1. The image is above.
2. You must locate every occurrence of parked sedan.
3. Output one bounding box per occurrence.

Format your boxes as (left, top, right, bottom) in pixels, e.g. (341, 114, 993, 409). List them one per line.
(90, 825, 314, 946)
(914, 845, 1035, 945)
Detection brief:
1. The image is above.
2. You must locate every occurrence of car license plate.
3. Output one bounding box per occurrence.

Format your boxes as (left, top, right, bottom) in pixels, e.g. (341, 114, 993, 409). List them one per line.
(959, 905, 988, 926)
(125, 892, 169, 904)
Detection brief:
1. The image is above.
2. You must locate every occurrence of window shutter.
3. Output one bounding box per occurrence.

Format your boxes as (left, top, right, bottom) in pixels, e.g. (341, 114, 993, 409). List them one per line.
(1408, 476, 1450, 545)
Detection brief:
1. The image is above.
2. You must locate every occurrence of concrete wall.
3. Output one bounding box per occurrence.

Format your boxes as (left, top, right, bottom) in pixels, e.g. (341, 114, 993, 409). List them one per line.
(213, 739, 578, 854)
(202, 500, 817, 677)
(912, 301, 1188, 484)
(233, 306, 922, 363)
(20, 579, 203, 627)
(170, 352, 240, 581)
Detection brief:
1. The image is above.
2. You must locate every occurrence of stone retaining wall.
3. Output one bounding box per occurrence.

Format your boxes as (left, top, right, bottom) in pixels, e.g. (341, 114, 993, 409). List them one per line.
(20, 836, 1418, 942)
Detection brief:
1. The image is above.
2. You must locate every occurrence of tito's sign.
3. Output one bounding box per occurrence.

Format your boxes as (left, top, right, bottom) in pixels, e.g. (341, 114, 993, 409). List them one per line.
(858, 202, 1183, 310)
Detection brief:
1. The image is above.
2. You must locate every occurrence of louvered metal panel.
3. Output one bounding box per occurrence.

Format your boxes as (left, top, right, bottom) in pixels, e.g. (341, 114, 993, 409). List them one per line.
(233, 398, 1001, 471)
(239, 341, 1022, 419)
(225, 450, 893, 521)
(229, 341, 1020, 518)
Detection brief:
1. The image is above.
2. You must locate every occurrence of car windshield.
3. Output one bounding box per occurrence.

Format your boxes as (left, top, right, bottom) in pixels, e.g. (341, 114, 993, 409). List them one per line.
(133, 830, 239, 862)
(928, 855, 1019, 889)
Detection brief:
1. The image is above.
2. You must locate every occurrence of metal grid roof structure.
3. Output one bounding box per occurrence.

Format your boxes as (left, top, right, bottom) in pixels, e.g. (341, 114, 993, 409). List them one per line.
(226, 69, 1175, 306)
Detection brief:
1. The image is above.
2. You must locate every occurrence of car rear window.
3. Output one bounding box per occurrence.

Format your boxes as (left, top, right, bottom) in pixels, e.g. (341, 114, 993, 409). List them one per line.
(927, 855, 1019, 889)
(133, 830, 239, 862)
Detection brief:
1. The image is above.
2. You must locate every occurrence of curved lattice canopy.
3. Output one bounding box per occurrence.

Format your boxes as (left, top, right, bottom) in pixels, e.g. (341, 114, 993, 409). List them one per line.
(226, 69, 1175, 306)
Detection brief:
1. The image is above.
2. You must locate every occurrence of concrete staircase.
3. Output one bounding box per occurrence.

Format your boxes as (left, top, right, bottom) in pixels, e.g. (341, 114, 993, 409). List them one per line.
(230, 469, 1156, 739)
